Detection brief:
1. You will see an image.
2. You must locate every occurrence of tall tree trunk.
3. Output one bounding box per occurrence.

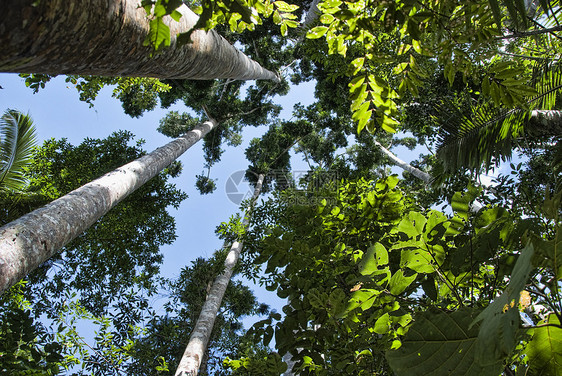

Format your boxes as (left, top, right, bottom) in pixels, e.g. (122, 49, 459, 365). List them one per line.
(175, 173, 265, 376)
(0, 120, 217, 295)
(0, 0, 278, 81)
(299, 0, 322, 33)
(374, 140, 432, 183)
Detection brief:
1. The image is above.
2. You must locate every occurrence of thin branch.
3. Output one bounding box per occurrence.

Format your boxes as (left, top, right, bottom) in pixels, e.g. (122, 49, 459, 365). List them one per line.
(524, 322, 562, 330)
(218, 79, 234, 102)
(495, 25, 562, 40)
(497, 51, 555, 62)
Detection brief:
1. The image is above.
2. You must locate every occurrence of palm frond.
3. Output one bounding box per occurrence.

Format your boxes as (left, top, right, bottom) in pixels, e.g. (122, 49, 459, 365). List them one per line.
(435, 101, 529, 174)
(531, 60, 562, 110)
(0, 109, 37, 191)
(436, 59, 562, 175)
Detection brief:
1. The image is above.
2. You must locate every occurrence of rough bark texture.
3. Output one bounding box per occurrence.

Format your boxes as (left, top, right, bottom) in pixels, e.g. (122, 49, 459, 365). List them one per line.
(175, 174, 265, 376)
(0, 0, 278, 81)
(0, 120, 217, 295)
(374, 140, 432, 183)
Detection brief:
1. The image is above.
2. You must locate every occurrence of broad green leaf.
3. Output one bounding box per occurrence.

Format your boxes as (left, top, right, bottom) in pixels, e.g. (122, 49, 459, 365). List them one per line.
(451, 185, 480, 220)
(424, 210, 449, 245)
(359, 244, 378, 275)
(345, 289, 379, 314)
(525, 314, 562, 375)
(396, 211, 426, 237)
(349, 75, 366, 93)
(320, 13, 334, 24)
(359, 243, 388, 275)
(170, 9, 182, 22)
(374, 312, 391, 334)
(374, 242, 389, 265)
(280, 22, 288, 36)
(471, 242, 534, 365)
(386, 308, 503, 376)
(393, 62, 409, 75)
(530, 224, 562, 278)
(349, 57, 365, 76)
(307, 26, 328, 39)
(357, 108, 372, 134)
(400, 247, 434, 274)
(145, 18, 171, 51)
(389, 269, 417, 295)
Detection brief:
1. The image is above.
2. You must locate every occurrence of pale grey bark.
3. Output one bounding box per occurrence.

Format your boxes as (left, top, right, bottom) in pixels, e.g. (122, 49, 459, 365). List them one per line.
(374, 140, 432, 183)
(0, 0, 278, 81)
(295, 0, 322, 43)
(175, 173, 265, 376)
(301, 0, 322, 31)
(0, 120, 217, 295)
(282, 351, 298, 376)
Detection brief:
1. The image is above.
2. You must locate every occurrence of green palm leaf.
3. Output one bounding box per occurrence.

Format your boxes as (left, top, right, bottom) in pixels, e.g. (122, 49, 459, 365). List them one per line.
(0, 109, 37, 190)
(435, 61, 562, 175)
(435, 102, 528, 175)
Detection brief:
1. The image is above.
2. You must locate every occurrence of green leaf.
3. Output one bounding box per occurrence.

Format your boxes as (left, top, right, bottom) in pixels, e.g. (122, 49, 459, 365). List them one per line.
(389, 269, 417, 295)
(359, 243, 388, 275)
(307, 26, 329, 39)
(0, 110, 37, 190)
(349, 57, 365, 76)
(145, 18, 171, 51)
(374, 312, 391, 334)
(320, 13, 334, 24)
(530, 224, 562, 278)
(170, 9, 182, 22)
(374, 242, 389, 265)
(525, 314, 562, 375)
(451, 186, 479, 221)
(274, 0, 299, 12)
(386, 308, 504, 376)
(381, 115, 399, 133)
(264, 325, 274, 346)
(470, 242, 534, 365)
(359, 244, 377, 275)
(400, 247, 434, 274)
(393, 62, 409, 75)
(488, 0, 502, 28)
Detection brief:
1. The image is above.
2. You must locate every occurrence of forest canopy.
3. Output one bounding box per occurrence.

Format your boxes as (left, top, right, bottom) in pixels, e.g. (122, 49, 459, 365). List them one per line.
(1, 0, 562, 375)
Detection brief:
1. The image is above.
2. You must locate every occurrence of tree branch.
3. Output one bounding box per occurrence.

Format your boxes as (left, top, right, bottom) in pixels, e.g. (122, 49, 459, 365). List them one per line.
(496, 25, 562, 40)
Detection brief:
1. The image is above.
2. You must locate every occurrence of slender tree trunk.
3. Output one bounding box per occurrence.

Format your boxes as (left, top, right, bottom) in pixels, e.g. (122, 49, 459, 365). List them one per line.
(374, 140, 487, 211)
(0, 0, 278, 81)
(0, 120, 217, 295)
(295, 0, 322, 43)
(374, 140, 432, 183)
(175, 173, 265, 376)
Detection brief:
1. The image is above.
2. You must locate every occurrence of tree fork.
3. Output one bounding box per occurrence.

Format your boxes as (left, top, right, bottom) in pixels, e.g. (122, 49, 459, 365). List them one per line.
(0, 120, 217, 295)
(0, 0, 279, 81)
(175, 173, 265, 376)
